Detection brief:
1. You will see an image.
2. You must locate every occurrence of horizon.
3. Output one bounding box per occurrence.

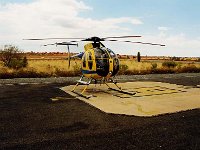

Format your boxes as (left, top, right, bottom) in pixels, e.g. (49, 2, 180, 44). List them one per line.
(10, 50, 200, 58)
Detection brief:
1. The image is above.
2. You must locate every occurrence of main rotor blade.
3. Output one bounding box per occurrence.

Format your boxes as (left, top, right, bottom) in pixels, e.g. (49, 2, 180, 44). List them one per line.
(105, 40, 165, 46)
(23, 38, 85, 40)
(24, 35, 165, 46)
(103, 35, 141, 39)
(23, 36, 141, 41)
(56, 42, 78, 46)
(42, 43, 55, 46)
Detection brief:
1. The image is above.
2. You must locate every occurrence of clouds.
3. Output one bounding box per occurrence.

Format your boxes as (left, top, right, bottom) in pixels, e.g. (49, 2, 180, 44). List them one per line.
(0, 0, 199, 57)
(0, 0, 91, 37)
(139, 32, 200, 57)
(164, 34, 200, 57)
(0, 0, 143, 46)
(104, 28, 200, 57)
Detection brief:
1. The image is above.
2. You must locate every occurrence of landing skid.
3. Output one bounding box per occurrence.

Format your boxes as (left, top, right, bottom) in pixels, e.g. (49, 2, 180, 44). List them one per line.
(71, 76, 136, 99)
(71, 76, 92, 99)
(105, 79, 136, 96)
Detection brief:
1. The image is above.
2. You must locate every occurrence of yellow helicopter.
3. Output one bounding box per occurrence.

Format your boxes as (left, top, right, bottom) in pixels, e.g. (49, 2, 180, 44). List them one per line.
(25, 36, 165, 98)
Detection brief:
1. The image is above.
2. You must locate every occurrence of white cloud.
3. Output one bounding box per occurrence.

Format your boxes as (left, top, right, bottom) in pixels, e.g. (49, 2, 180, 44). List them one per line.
(120, 33, 200, 57)
(0, 0, 91, 37)
(157, 26, 171, 38)
(0, 0, 143, 52)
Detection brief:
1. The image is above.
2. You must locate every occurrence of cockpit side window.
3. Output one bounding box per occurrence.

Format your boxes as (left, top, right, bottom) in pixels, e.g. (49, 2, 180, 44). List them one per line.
(82, 53, 86, 68)
(88, 52, 93, 70)
(95, 48, 103, 59)
(95, 48, 109, 77)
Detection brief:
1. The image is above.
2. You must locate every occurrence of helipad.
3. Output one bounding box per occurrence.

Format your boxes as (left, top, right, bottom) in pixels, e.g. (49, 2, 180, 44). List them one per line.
(61, 82, 200, 116)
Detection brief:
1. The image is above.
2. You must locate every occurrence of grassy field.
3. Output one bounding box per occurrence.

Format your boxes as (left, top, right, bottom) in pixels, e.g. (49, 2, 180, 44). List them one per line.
(0, 59, 200, 78)
(119, 59, 200, 74)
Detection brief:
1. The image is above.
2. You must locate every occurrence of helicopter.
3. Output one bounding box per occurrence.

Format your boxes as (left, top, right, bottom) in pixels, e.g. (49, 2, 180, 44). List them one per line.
(24, 36, 165, 98)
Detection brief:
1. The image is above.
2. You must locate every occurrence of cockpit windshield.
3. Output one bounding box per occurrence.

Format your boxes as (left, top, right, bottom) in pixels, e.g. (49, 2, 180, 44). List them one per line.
(95, 48, 109, 59)
(107, 48, 117, 58)
(94, 48, 109, 77)
(94, 47, 119, 77)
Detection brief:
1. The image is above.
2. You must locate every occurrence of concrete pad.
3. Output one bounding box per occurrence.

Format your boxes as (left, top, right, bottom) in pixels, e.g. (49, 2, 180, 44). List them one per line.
(61, 82, 200, 116)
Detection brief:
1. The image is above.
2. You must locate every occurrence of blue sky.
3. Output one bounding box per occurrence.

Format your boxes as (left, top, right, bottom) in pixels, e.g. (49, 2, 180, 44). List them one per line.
(0, 0, 200, 57)
(81, 0, 200, 37)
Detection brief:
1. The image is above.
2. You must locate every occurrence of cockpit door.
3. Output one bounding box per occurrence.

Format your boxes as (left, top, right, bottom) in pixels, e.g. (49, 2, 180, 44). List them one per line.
(95, 48, 109, 77)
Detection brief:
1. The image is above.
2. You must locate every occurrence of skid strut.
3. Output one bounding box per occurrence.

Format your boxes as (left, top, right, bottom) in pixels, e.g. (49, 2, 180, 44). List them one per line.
(71, 76, 136, 99)
(71, 76, 92, 99)
(105, 79, 136, 95)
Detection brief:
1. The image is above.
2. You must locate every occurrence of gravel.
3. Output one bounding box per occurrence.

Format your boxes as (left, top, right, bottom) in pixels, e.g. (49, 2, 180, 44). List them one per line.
(1, 73, 200, 149)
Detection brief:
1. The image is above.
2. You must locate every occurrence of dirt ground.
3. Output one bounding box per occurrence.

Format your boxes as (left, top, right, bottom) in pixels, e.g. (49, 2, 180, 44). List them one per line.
(0, 73, 200, 149)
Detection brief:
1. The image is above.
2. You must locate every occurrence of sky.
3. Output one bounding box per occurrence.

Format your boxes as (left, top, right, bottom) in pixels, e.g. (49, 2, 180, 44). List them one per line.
(0, 0, 200, 57)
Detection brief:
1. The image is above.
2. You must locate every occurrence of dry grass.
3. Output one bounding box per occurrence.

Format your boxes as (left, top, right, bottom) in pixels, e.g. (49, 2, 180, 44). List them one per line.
(28, 59, 81, 74)
(0, 59, 81, 78)
(0, 59, 200, 78)
(119, 60, 200, 75)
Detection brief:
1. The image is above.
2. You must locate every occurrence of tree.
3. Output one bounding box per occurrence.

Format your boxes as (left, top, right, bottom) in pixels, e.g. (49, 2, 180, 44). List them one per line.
(0, 45, 28, 69)
(137, 52, 141, 62)
(22, 56, 28, 67)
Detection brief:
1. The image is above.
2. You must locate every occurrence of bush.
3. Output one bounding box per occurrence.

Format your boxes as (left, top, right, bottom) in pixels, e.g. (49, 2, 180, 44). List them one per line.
(171, 56, 180, 61)
(178, 65, 200, 73)
(0, 45, 28, 69)
(162, 61, 177, 68)
(151, 63, 157, 69)
(6, 58, 27, 69)
(22, 56, 28, 67)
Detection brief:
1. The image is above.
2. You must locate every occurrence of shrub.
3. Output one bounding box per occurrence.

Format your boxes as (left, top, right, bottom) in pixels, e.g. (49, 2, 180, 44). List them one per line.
(22, 57, 28, 67)
(171, 56, 180, 61)
(178, 65, 200, 73)
(6, 58, 27, 69)
(151, 63, 157, 69)
(0, 45, 28, 69)
(162, 61, 177, 68)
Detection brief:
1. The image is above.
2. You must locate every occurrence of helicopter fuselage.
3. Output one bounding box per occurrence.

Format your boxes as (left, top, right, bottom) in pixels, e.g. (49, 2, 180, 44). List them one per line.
(81, 42, 119, 80)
